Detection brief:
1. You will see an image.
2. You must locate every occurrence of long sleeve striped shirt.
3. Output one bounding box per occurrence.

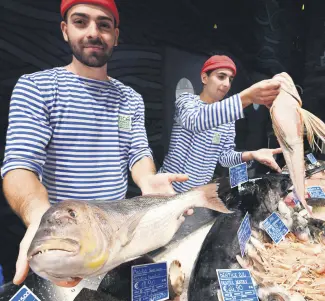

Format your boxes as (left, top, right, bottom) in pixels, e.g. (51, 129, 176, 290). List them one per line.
(159, 92, 245, 193)
(1, 67, 153, 203)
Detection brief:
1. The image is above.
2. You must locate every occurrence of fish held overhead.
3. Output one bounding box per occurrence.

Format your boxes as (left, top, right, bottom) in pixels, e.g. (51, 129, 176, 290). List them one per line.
(270, 72, 325, 218)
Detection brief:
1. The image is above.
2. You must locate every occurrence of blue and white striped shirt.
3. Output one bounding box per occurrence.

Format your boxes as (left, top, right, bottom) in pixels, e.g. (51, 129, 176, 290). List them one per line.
(1, 67, 153, 203)
(159, 92, 245, 193)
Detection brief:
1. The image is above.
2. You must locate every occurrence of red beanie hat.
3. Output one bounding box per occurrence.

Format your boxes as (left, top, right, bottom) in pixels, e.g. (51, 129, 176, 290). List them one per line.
(201, 55, 237, 76)
(61, 0, 120, 26)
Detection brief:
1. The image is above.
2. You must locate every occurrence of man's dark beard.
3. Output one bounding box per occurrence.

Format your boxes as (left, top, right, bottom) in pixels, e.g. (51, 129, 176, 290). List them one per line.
(69, 37, 114, 68)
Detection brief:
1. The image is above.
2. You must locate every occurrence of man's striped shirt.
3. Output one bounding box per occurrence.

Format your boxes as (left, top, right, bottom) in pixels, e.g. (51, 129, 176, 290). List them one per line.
(1, 67, 152, 203)
(159, 92, 245, 193)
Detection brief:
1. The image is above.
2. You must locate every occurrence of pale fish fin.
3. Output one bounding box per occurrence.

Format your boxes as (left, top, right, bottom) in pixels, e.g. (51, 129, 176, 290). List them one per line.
(270, 105, 293, 152)
(301, 108, 325, 152)
(117, 211, 147, 247)
(193, 183, 233, 213)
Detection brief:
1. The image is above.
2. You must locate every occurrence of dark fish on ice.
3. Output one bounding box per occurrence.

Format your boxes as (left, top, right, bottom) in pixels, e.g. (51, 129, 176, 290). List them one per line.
(188, 173, 325, 301)
(187, 174, 293, 301)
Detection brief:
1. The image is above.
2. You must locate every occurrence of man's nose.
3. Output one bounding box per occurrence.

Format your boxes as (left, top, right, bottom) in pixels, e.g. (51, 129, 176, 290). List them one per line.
(223, 78, 231, 88)
(86, 22, 100, 38)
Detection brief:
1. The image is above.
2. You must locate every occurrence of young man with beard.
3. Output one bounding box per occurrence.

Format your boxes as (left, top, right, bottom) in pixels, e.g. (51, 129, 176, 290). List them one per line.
(160, 55, 283, 193)
(1, 0, 189, 288)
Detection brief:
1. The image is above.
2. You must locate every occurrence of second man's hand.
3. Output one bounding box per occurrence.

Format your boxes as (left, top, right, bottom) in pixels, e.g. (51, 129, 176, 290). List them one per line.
(242, 148, 283, 173)
(240, 79, 281, 108)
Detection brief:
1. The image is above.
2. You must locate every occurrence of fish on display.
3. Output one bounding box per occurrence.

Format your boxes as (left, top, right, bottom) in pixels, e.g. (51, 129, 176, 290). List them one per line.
(187, 174, 325, 301)
(27, 183, 231, 284)
(270, 72, 325, 218)
(188, 174, 292, 301)
(0, 255, 184, 301)
(305, 159, 325, 180)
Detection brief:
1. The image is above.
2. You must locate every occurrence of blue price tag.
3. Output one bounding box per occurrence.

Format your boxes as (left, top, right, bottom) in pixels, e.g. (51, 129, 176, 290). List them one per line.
(9, 285, 41, 301)
(216, 269, 258, 301)
(307, 153, 317, 165)
(307, 186, 325, 198)
(237, 213, 251, 257)
(262, 212, 289, 244)
(229, 163, 248, 188)
(132, 262, 169, 301)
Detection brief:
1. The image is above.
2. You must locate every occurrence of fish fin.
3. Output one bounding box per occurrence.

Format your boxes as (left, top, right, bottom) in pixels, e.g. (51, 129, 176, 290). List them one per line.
(270, 105, 293, 152)
(118, 211, 147, 247)
(301, 108, 325, 152)
(193, 183, 233, 214)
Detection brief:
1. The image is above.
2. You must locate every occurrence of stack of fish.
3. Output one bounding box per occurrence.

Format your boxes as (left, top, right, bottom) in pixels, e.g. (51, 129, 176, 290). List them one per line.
(235, 198, 325, 301)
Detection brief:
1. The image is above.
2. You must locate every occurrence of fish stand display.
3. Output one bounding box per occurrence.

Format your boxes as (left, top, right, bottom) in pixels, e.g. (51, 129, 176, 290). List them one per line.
(0, 172, 324, 300)
(188, 174, 325, 301)
(1, 71, 325, 300)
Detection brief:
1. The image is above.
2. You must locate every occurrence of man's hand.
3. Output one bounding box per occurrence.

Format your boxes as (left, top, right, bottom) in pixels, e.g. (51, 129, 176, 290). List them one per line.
(244, 148, 283, 173)
(140, 173, 194, 216)
(240, 79, 281, 108)
(14, 215, 82, 288)
(140, 173, 189, 195)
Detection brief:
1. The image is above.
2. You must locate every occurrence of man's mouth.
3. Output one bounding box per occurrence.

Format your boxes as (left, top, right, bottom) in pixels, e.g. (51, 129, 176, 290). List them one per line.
(85, 45, 104, 50)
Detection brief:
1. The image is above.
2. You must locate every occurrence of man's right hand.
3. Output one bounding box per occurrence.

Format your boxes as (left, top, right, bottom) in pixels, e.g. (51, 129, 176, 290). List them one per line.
(13, 218, 82, 288)
(240, 79, 281, 108)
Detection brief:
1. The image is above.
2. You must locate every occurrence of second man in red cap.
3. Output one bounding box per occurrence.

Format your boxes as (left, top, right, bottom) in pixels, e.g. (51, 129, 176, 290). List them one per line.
(159, 55, 283, 193)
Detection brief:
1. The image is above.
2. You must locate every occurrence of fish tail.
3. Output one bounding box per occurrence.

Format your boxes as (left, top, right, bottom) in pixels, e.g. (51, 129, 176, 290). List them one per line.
(193, 183, 233, 214)
(301, 108, 325, 152)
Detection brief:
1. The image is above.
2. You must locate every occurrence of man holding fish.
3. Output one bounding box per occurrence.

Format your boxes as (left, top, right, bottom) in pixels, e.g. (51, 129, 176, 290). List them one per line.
(160, 55, 284, 193)
(0, 0, 283, 290)
(0, 0, 189, 289)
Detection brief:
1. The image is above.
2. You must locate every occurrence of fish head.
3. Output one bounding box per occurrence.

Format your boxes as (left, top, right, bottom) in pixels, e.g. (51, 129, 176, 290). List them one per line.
(258, 285, 291, 301)
(28, 200, 114, 282)
(308, 198, 325, 221)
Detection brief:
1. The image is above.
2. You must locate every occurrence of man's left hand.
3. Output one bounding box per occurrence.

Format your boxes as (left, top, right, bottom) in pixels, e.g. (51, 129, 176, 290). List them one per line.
(251, 148, 283, 172)
(140, 173, 193, 215)
(140, 173, 189, 195)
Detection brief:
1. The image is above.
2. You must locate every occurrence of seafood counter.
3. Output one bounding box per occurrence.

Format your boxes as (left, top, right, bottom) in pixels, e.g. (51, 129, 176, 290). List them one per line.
(1, 164, 324, 301)
(188, 168, 325, 301)
(1, 72, 325, 300)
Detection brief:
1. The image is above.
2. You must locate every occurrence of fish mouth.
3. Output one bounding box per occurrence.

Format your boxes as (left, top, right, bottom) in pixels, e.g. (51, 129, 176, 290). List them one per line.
(28, 238, 80, 260)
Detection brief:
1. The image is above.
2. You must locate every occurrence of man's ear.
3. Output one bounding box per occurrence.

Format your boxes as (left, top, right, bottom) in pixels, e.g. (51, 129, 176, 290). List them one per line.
(201, 72, 208, 85)
(61, 21, 69, 42)
(114, 28, 120, 46)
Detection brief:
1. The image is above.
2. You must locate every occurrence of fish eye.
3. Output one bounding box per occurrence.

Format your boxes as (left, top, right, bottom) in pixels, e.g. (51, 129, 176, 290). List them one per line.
(68, 209, 77, 218)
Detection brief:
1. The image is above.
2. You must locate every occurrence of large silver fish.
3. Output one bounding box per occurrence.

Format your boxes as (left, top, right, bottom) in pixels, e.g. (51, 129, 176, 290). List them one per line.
(27, 183, 231, 283)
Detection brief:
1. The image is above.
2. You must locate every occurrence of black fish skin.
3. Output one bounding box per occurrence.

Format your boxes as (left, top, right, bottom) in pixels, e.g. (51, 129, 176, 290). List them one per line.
(188, 174, 292, 301)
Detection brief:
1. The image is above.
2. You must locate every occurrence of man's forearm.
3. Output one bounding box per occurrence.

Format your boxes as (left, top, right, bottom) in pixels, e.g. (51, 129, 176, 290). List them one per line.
(3, 169, 50, 227)
(239, 88, 254, 108)
(131, 157, 156, 192)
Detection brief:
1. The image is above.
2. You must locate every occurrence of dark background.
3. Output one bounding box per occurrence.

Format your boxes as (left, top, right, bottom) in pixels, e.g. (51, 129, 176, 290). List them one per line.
(0, 0, 324, 283)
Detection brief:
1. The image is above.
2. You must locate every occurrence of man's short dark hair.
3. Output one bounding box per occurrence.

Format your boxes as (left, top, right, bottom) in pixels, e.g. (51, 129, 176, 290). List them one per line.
(205, 70, 213, 77)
